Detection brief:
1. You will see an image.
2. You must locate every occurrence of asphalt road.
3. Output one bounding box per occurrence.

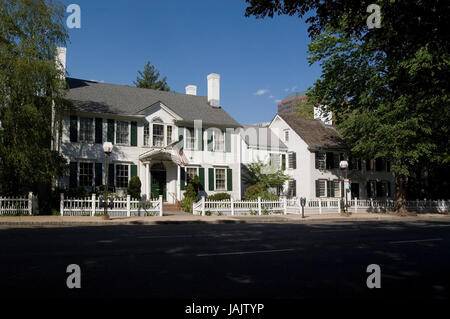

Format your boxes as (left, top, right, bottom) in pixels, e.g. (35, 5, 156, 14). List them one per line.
(1, 219, 449, 300)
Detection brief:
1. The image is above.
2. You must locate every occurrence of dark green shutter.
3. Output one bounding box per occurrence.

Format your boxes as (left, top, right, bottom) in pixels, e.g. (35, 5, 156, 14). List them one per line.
(227, 168, 232, 191)
(208, 168, 214, 191)
(107, 119, 115, 143)
(131, 164, 137, 177)
(130, 121, 137, 146)
(281, 154, 286, 170)
(95, 163, 102, 187)
(326, 152, 334, 169)
(70, 116, 78, 142)
(95, 118, 103, 144)
(199, 167, 205, 190)
(180, 167, 186, 190)
(225, 129, 231, 152)
(207, 130, 213, 151)
(366, 182, 372, 198)
(315, 180, 320, 197)
(108, 163, 114, 187)
(387, 181, 392, 197)
(315, 152, 319, 169)
(197, 127, 203, 151)
(69, 161, 78, 188)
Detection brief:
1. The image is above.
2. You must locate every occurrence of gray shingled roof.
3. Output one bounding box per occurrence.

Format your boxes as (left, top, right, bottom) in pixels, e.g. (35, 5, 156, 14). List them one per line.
(279, 114, 348, 151)
(240, 124, 288, 150)
(65, 78, 241, 127)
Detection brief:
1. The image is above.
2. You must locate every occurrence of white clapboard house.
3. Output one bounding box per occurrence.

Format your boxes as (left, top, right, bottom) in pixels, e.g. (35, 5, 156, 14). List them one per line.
(57, 48, 393, 202)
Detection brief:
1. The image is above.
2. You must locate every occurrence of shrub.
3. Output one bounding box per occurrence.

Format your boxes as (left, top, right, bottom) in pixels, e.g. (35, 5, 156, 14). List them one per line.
(205, 211, 212, 216)
(208, 193, 230, 201)
(244, 183, 279, 201)
(127, 176, 142, 199)
(181, 182, 200, 213)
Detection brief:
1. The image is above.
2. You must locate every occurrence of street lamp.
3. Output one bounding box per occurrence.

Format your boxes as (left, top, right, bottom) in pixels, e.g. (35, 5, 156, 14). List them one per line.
(102, 142, 113, 220)
(339, 160, 349, 214)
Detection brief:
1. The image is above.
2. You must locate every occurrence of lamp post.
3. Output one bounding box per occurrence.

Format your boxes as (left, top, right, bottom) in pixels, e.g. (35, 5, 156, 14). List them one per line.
(339, 160, 349, 214)
(103, 142, 113, 220)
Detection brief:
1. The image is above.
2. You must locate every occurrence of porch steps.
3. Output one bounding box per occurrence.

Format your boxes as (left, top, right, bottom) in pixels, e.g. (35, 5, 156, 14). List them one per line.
(163, 202, 183, 211)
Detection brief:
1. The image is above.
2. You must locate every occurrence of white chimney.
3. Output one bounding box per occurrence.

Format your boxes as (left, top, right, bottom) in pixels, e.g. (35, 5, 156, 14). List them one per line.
(56, 46, 66, 78)
(207, 73, 220, 107)
(185, 85, 197, 96)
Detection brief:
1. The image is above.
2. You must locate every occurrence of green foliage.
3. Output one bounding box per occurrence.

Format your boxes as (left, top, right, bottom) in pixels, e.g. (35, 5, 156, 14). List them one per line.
(0, 0, 68, 196)
(294, 98, 314, 119)
(181, 180, 200, 213)
(205, 211, 212, 216)
(207, 193, 231, 201)
(244, 183, 279, 201)
(66, 187, 88, 198)
(245, 1, 450, 210)
(134, 61, 170, 91)
(127, 176, 142, 199)
(243, 161, 289, 189)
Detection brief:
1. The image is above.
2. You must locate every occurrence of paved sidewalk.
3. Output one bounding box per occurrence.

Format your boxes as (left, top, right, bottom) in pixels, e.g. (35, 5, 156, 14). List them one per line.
(0, 212, 449, 226)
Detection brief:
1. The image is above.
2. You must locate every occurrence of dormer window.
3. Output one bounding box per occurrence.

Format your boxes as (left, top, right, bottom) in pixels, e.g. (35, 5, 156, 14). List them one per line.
(153, 123, 164, 147)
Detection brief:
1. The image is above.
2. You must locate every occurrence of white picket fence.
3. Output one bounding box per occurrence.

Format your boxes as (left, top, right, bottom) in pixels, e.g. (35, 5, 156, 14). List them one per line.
(0, 192, 35, 215)
(60, 193, 163, 217)
(193, 197, 450, 216)
(193, 196, 288, 216)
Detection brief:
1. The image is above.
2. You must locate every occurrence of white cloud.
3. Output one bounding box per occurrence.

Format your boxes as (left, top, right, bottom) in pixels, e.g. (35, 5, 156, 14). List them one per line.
(275, 99, 282, 103)
(254, 89, 269, 96)
(268, 95, 275, 99)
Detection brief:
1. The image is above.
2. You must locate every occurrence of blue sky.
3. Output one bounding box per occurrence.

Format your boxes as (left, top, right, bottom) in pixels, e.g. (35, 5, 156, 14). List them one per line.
(62, 0, 322, 124)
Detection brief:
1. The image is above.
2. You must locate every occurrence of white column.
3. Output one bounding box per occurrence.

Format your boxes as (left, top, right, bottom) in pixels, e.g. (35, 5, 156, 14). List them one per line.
(159, 195, 163, 216)
(177, 165, 181, 201)
(145, 162, 150, 199)
(319, 199, 322, 214)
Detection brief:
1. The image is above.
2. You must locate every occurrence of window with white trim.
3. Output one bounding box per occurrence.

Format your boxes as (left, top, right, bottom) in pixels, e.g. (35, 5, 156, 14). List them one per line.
(284, 130, 289, 142)
(79, 117, 94, 143)
(186, 127, 195, 150)
(79, 162, 93, 187)
(116, 121, 129, 145)
(167, 125, 173, 145)
(215, 168, 226, 191)
(269, 153, 281, 169)
(333, 179, 341, 198)
(116, 164, 129, 188)
(186, 167, 198, 185)
(153, 124, 164, 147)
(214, 130, 224, 152)
(143, 123, 150, 146)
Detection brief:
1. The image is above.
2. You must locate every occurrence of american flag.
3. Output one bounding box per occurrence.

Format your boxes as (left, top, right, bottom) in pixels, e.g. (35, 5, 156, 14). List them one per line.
(168, 140, 189, 166)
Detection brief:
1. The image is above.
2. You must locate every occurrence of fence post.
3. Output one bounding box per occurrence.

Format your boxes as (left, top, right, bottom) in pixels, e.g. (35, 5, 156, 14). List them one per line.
(230, 197, 234, 216)
(159, 195, 163, 216)
(201, 196, 205, 216)
(355, 197, 358, 213)
(298, 197, 301, 215)
(91, 193, 96, 216)
(370, 198, 373, 208)
(126, 195, 131, 217)
(338, 198, 341, 213)
(283, 197, 287, 215)
(319, 198, 322, 214)
(28, 192, 33, 216)
(258, 197, 262, 215)
(60, 193, 64, 216)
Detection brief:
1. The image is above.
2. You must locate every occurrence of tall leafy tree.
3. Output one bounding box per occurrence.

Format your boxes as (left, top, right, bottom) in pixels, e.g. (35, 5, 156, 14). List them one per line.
(134, 61, 170, 91)
(245, 0, 450, 212)
(0, 0, 68, 196)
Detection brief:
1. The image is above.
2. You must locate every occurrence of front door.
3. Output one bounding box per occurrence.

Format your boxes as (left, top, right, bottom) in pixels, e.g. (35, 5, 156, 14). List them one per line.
(150, 163, 167, 201)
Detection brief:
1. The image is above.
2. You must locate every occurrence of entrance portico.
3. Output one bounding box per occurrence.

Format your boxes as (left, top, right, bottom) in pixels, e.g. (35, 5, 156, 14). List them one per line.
(139, 149, 181, 204)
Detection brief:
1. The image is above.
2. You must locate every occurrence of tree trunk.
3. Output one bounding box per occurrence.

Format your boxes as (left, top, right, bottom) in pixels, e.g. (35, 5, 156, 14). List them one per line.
(394, 173, 408, 214)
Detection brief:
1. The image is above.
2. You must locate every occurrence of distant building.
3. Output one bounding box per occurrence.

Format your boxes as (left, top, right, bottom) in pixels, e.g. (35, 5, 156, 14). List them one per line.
(277, 91, 307, 115)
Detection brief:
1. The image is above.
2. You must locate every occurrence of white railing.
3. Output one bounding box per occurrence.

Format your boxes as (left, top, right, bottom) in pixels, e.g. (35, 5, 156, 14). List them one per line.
(60, 193, 163, 217)
(0, 192, 35, 215)
(193, 197, 450, 216)
(193, 196, 288, 216)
